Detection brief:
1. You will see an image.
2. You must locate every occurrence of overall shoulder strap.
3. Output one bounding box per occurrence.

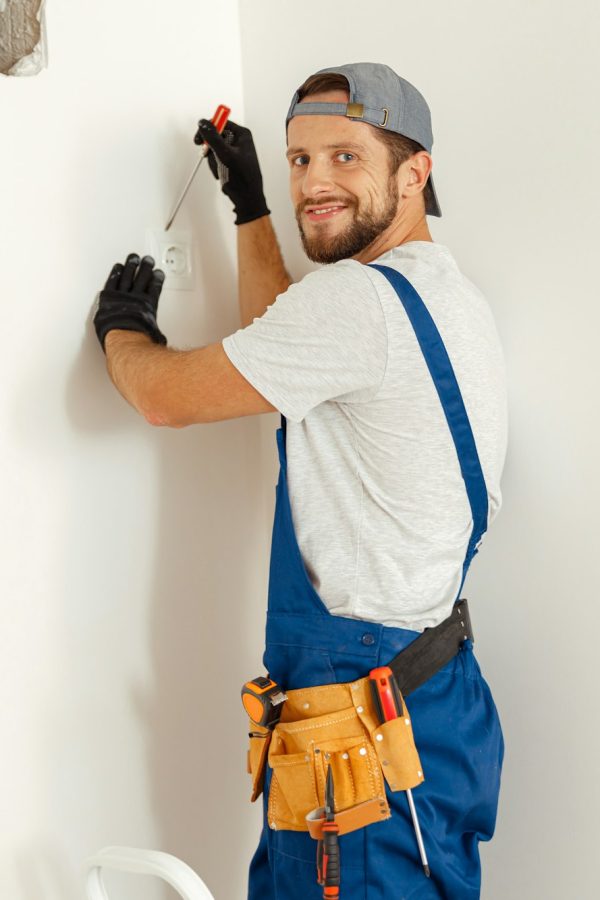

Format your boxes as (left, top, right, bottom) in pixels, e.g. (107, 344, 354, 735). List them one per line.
(369, 263, 488, 597)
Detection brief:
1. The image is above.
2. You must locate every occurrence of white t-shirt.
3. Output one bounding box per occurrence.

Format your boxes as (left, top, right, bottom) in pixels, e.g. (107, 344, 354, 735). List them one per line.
(222, 241, 508, 630)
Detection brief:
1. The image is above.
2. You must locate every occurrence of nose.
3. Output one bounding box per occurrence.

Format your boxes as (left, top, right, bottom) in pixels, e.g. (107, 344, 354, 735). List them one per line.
(300, 157, 336, 199)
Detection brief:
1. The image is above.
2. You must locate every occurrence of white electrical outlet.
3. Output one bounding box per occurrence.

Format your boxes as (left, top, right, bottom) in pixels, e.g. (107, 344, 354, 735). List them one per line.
(145, 229, 195, 291)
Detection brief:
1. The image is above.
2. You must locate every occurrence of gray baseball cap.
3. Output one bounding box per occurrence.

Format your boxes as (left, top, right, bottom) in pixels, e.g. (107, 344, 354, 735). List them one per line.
(286, 62, 442, 218)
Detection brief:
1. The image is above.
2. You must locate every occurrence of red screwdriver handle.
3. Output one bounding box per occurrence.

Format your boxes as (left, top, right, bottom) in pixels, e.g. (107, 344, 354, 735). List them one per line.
(211, 104, 231, 134)
(369, 665, 403, 723)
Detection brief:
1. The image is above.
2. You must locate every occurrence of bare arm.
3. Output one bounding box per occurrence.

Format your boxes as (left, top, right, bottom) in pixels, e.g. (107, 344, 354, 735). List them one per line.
(236, 216, 292, 327)
(104, 331, 276, 427)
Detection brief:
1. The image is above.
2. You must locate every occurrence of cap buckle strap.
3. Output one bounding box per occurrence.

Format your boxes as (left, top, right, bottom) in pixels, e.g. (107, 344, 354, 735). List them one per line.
(345, 103, 389, 128)
(346, 102, 364, 119)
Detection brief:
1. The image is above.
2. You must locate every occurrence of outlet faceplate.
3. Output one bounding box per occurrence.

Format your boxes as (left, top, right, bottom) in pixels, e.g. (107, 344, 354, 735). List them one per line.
(145, 229, 195, 291)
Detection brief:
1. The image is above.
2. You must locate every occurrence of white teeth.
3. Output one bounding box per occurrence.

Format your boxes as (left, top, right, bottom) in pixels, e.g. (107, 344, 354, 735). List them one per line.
(311, 207, 341, 215)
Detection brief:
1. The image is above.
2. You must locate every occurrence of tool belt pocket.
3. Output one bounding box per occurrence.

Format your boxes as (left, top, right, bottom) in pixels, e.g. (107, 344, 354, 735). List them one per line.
(265, 680, 425, 833)
(247, 723, 272, 803)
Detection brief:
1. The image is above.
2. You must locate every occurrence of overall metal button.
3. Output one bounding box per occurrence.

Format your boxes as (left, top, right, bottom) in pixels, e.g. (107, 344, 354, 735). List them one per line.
(361, 633, 375, 646)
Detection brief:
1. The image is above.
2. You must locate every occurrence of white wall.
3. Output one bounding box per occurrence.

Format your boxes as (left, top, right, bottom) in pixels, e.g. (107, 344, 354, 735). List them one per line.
(238, 1, 600, 897)
(0, 2, 276, 898)
(3, 2, 599, 899)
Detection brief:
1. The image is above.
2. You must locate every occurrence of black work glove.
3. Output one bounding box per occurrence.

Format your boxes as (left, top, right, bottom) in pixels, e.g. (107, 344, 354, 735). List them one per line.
(93, 253, 167, 353)
(194, 119, 271, 225)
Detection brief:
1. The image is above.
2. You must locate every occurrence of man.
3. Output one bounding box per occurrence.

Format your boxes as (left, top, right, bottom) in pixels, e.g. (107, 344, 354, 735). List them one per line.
(94, 63, 507, 899)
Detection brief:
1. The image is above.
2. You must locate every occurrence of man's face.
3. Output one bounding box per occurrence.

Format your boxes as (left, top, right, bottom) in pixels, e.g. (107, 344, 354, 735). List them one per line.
(286, 90, 400, 263)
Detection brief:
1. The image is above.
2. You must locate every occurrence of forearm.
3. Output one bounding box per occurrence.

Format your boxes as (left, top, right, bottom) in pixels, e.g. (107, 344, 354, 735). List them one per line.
(105, 331, 181, 426)
(237, 215, 292, 327)
(102, 329, 273, 427)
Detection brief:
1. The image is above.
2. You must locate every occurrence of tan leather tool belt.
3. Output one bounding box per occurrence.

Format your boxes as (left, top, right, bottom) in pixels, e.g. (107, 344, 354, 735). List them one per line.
(247, 675, 424, 834)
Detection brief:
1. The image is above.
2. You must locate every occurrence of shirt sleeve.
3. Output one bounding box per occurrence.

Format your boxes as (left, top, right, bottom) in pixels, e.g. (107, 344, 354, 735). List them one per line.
(221, 259, 388, 423)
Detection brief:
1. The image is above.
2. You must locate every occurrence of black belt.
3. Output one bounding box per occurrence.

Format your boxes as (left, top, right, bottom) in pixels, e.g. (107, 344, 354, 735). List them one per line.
(389, 599, 474, 697)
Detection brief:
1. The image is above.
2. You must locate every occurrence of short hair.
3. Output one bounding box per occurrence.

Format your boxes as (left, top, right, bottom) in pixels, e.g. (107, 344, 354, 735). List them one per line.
(295, 72, 434, 215)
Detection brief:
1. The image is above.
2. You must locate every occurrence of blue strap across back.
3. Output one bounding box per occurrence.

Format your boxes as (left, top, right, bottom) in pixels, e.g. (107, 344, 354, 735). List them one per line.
(369, 263, 489, 597)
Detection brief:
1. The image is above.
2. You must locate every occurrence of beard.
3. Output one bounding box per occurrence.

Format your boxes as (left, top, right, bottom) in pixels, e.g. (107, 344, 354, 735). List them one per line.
(295, 175, 399, 264)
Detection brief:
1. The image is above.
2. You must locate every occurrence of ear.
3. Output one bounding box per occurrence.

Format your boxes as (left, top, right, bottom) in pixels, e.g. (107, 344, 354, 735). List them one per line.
(403, 150, 433, 201)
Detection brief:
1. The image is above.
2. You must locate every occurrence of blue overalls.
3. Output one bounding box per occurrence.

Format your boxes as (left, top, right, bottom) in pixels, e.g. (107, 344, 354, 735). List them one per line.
(247, 265, 504, 899)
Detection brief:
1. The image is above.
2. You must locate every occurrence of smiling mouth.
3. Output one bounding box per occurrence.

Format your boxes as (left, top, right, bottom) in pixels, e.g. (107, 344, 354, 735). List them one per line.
(304, 205, 348, 222)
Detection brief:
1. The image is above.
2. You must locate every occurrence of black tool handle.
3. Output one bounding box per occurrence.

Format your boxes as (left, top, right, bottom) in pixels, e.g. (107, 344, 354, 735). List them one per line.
(322, 826, 341, 893)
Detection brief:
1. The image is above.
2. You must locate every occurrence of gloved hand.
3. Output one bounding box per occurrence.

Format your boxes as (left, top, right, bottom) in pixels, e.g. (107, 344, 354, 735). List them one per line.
(93, 253, 167, 353)
(194, 119, 271, 225)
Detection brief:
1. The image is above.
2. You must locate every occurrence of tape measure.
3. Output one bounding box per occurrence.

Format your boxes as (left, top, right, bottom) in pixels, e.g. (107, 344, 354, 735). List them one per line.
(241, 676, 287, 729)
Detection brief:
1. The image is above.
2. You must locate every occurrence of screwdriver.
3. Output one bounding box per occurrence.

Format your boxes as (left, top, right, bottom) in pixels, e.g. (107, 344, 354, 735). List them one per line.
(317, 766, 341, 899)
(369, 666, 430, 878)
(165, 103, 231, 231)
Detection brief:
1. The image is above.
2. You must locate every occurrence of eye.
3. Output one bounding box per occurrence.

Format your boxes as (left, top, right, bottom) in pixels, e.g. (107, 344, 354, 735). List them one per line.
(336, 152, 355, 162)
(291, 155, 308, 167)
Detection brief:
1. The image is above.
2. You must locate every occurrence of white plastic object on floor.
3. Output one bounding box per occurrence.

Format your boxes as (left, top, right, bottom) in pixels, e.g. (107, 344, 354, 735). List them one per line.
(84, 846, 215, 900)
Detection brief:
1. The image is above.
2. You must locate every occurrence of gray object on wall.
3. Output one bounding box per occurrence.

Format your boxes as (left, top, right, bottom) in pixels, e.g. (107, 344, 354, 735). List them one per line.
(0, 0, 47, 77)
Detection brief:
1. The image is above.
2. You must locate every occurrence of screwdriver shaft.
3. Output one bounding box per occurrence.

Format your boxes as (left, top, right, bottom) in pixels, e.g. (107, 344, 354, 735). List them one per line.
(406, 788, 430, 877)
(165, 145, 209, 231)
